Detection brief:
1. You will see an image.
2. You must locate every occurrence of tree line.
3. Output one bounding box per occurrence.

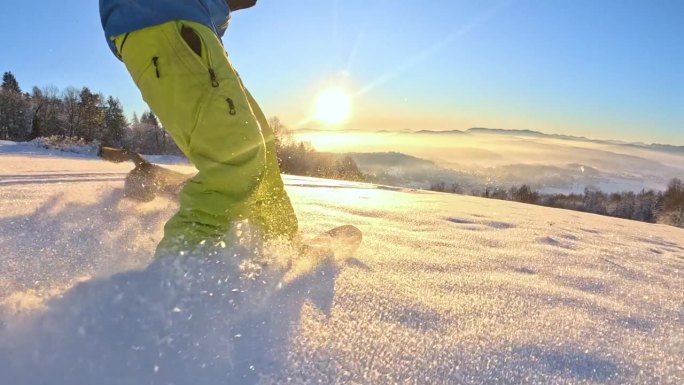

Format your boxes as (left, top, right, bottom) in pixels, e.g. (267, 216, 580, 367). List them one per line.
(430, 179, 684, 228)
(269, 117, 365, 182)
(0, 71, 178, 154)
(0, 70, 364, 181)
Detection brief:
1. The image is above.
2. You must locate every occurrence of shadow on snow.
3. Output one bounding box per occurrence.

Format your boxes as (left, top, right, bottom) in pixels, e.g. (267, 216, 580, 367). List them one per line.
(0, 186, 352, 384)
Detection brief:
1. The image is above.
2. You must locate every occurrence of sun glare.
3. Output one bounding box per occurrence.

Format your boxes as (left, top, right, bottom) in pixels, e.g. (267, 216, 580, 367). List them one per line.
(314, 88, 351, 125)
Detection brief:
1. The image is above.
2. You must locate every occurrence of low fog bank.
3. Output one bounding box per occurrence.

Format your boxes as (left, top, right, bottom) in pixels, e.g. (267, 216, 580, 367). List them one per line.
(295, 129, 684, 193)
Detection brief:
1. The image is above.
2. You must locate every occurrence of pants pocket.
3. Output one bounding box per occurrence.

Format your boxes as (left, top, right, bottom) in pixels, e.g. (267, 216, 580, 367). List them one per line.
(189, 86, 266, 168)
(171, 21, 218, 86)
(180, 25, 203, 58)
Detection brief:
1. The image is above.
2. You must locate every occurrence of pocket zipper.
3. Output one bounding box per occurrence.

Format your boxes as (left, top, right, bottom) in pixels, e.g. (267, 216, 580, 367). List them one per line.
(203, 32, 219, 88)
(152, 57, 160, 78)
(226, 98, 237, 115)
(181, 23, 220, 88)
(209, 68, 219, 87)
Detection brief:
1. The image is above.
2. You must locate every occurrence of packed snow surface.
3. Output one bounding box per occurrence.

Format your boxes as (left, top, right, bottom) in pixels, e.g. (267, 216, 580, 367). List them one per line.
(0, 142, 683, 384)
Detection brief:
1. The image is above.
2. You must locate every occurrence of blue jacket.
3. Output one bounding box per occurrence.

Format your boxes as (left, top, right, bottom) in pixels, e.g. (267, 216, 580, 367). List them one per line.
(100, 0, 231, 57)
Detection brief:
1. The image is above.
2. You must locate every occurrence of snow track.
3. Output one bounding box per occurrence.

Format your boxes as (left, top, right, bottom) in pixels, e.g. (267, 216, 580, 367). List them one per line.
(0, 172, 128, 186)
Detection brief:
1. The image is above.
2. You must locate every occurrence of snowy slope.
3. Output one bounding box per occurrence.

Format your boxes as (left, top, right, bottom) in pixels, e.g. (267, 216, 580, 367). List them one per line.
(0, 143, 683, 384)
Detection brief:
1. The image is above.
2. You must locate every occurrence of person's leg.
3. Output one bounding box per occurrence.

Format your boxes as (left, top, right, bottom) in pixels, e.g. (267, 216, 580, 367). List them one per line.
(243, 88, 299, 241)
(114, 20, 296, 256)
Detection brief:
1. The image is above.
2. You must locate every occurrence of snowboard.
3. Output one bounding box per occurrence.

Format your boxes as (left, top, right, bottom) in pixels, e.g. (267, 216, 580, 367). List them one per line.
(99, 146, 192, 202)
(304, 224, 363, 260)
(277, 224, 362, 287)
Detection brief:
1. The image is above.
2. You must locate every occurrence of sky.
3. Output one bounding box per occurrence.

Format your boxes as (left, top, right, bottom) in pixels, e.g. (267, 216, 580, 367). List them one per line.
(1, 0, 683, 145)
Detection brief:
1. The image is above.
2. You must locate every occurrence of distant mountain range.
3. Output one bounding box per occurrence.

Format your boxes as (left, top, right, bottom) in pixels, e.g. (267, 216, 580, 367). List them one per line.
(420, 128, 684, 152)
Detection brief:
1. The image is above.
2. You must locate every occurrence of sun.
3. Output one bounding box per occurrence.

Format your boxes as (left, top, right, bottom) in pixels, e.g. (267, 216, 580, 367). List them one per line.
(314, 88, 351, 125)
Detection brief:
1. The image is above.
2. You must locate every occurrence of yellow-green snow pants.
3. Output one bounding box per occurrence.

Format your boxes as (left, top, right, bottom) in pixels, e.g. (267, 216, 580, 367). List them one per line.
(113, 20, 298, 256)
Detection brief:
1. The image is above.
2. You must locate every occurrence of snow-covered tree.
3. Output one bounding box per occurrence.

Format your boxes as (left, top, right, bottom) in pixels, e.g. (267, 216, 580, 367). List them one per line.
(0, 71, 30, 140)
(101, 96, 127, 146)
(61, 87, 81, 138)
(76, 87, 104, 141)
(123, 110, 178, 154)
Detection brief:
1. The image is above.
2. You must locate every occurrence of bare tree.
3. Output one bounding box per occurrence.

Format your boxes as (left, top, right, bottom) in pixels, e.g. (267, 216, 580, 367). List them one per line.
(61, 87, 81, 138)
(660, 178, 684, 227)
